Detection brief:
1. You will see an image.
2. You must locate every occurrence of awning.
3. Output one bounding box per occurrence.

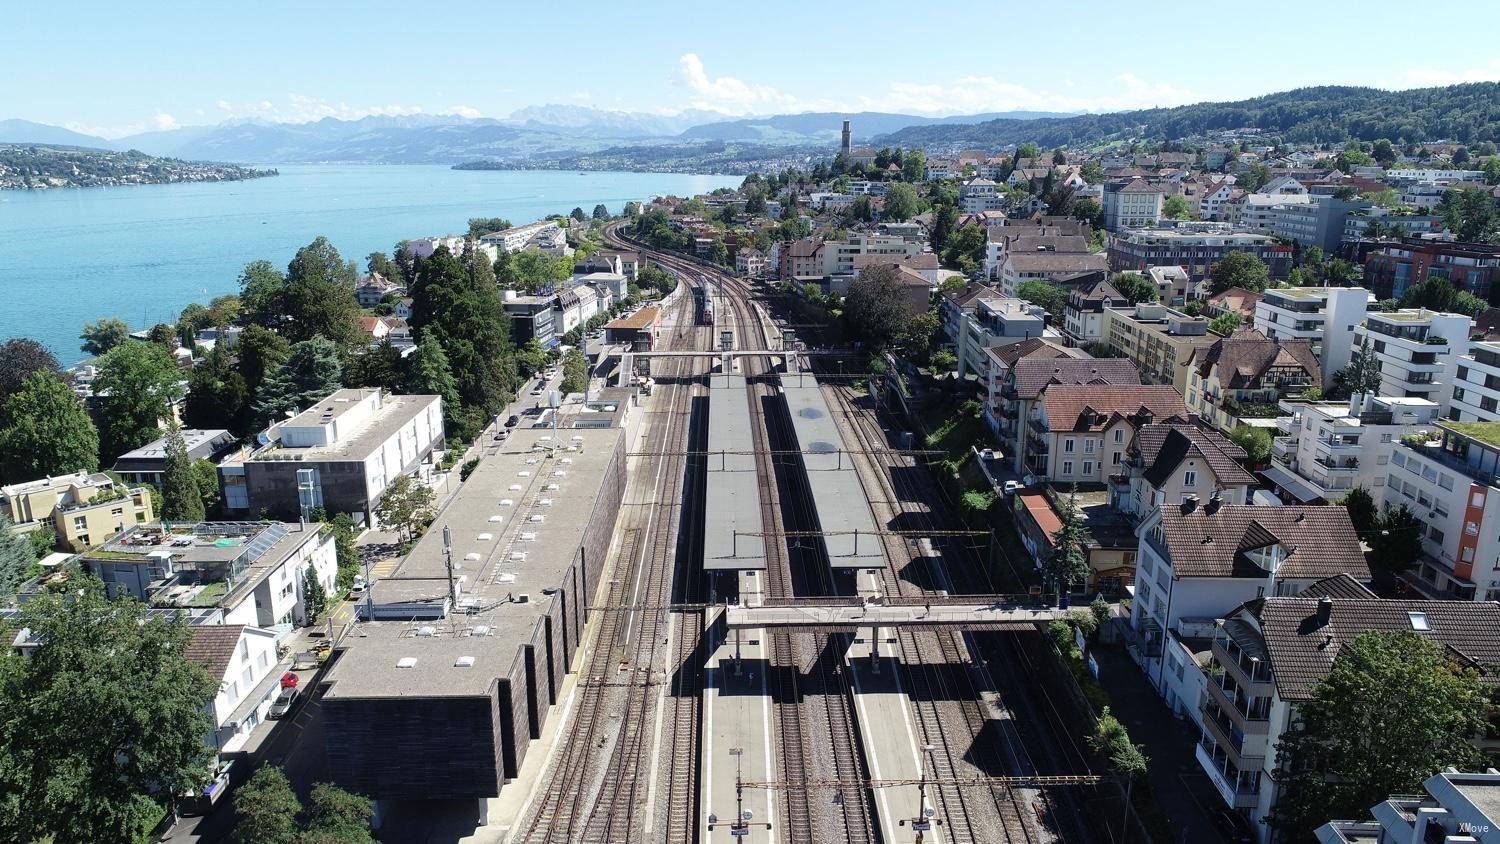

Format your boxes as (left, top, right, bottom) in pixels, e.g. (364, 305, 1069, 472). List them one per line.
(1260, 463, 1324, 503)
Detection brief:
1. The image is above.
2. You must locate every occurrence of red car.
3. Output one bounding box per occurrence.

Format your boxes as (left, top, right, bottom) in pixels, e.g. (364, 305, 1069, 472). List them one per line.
(279, 672, 299, 690)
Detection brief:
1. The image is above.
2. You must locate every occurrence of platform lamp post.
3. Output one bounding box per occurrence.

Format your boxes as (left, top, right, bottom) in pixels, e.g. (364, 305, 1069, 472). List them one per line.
(903, 743, 940, 843)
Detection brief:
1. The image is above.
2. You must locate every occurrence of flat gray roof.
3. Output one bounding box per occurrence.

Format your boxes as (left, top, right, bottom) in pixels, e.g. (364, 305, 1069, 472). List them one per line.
(251, 394, 439, 463)
(324, 425, 622, 699)
(781, 383, 884, 568)
(705, 373, 765, 570)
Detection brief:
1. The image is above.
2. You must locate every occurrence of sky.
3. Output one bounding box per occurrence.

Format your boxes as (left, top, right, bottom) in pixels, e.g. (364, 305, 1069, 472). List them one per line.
(7, 0, 1500, 138)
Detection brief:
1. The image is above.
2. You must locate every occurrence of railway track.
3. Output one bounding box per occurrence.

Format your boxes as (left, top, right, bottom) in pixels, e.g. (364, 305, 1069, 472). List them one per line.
(517, 249, 707, 843)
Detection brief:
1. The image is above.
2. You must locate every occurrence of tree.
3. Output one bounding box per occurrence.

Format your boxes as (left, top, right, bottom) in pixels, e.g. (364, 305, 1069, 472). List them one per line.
(1483, 157, 1500, 186)
(883, 182, 920, 221)
(708, 237, 729, 266)
(1228, 425, 1271, 465)
(466, 217, 511, 239)
(1161, 194, 1193, 220)
(234, 765, 303, 844)
(1088, 707, 1147, 777)
(365, 250, 403, 287)
(1437, 186, 1499, 243)
(1341, 486, 1378, 536)
(330, 514, 360, 592)
(1335, 145, 1374, 172)
(409, 246, 519, 439)
(302, 782, 375, 842)
(570, 206, 587, 222)
(592, 203, 609, 220)
(1367, 504, 1424, 580)
(843, 266, 914, 351)
(1208, 251, 1271, 294)
(192, 458, 220, 516)
(1111, 272, 1157, 304)
(940, 222, 987, 274)
(239, 259, 290, 327)
(160, 424, 206, 522)
(1079, 160, 1106, 183)
(0, 371, 99, 483)
(516, 339, 550, 377)
(1016, 280, 1068, 320)
(1208, 312, 1243, 335)
(0, 338, 59, 400)
(403, 336, 462, 431)
(0, 579, 217, 843)
(79, 317, 130, 357)
(373, 474, 435, 540)
(0, 514, 35, 597)
(344, 341, 404, 392)
(282, 237, 363, 346)
(184, 342, 251, 435)
(901, 148, 925, 182)
(1272, 631, 1488, 839)
(560, 348, 588, 394)
(1332, 336, 1384, 397)
(1016, 142, 1040, 160)
(899, 310, 941, 362)
(237, 324, 292, 397)
(302, 567, 327, 623)
(929, 203, 959, 253)
(93, 340, 184, 461)
(1069, 197, 1102, 229)
(1044, 491, 1090, 600)
(253, 337, 344, 428)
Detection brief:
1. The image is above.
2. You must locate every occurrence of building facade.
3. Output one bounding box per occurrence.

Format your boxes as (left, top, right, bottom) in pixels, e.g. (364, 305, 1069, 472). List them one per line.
(1353, 309, 1472, 409)
(1265, 394, 1440, 503)
(1253, 287, 1371, 388)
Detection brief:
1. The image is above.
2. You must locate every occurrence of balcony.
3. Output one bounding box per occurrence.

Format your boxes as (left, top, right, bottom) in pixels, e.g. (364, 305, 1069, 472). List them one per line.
(1314, 456, 1359, 473)
(1211, 626, 1274, 689)
(1195, 741, 1263, 810)
(1271, 436, 1294, 461)
(1204, 677, 1271, 737)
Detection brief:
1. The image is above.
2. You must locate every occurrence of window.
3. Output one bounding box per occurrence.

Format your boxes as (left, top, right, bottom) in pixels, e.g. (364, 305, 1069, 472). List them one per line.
(1430, 527, 1445, 543)
(1113, 453, 1122, 464)
(1407, 612, 1430, 631)
(1381, 433, 1392, 443)
(1115, 429, 1125, 443)
(1062, 461, 1074, 475)
(1064, 438, 1076, 453)
(1084, 439, 1096, 454)
(1083, 462, 1093, 475)
(1184, 470, 1197, 487)
(72, 516, 86, 531)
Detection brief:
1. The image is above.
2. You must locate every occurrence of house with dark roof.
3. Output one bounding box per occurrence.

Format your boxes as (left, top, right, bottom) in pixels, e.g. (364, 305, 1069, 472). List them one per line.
(1111, 423, 1256, 521)
(1129, 501, 1369, 723)
(1026, 384, 1188, 482)
(982, 339, 1086, 440)
(1063, 277, 1129, 345)
(1202, 576, 1500, 842)
(1185, 329, 1321, 434)
(997, 358, 1140, 473)
(185, 623, 283, 753)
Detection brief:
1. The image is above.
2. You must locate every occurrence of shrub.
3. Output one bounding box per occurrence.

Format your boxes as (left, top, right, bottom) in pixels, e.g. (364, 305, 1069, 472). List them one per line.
(459, 457, 480, 481)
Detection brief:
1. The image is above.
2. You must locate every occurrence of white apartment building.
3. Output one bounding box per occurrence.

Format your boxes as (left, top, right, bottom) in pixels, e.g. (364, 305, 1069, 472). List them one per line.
(1102, 178, 1164, 231)
(221, 388, 445, 525)
(1353, 309, 1473, 409)
(1253, 287, 1371, 388)
(1129, 502, 1368, 720)
(1383, 421, 1500, 601)
(478, 220, 569, 253)
(959, 178, 1004, 214)
(1383, 169, 1486, 184)
(1448, 340, 1500, 422)
(953, 296, 1048, 378)
(825, 234, 921, 276)
(1233, 193, 1310, 235)
(1266, 393, 1440, 503)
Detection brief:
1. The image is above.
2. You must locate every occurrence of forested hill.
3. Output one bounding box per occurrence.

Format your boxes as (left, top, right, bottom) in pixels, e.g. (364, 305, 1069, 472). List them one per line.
(877, 83, 1500, 149)
(0, 144, 276, 190)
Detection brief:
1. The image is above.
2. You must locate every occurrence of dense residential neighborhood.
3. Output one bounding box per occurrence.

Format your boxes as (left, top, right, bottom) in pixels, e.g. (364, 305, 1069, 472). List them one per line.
(6, 63, 1500, 844)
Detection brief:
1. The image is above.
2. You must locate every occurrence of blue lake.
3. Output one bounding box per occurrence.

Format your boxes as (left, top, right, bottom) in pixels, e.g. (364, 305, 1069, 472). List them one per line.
(0, 165, 738, 363)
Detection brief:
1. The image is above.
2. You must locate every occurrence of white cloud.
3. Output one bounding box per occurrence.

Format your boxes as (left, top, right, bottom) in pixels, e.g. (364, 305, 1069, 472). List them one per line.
(448, 105, 482, 119)
(150, 112, 178, 131)
(1398, 59, 1500, 88)
(674, 53, 811, 115)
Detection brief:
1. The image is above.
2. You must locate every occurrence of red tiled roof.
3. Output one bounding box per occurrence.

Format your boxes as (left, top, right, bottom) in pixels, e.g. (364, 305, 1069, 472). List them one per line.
(1040, 385, 1188, 432)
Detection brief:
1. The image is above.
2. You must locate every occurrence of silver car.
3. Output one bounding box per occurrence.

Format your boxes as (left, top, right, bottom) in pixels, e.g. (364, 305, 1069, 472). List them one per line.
(268, 685, 299, 719)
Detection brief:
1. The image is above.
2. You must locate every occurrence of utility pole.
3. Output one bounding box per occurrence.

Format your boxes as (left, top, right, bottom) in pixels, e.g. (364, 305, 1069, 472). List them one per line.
(443, 524, 458, 614)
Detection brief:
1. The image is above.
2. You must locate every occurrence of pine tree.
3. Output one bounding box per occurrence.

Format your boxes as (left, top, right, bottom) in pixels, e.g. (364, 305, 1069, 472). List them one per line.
(1044, 491, 1091, 602)
(253, 337, 344, 428)
(0, 513, 36, 597)
(160, 424, 205, 523)
(302, 567, 327, 623)
(403, 336, 461, 431)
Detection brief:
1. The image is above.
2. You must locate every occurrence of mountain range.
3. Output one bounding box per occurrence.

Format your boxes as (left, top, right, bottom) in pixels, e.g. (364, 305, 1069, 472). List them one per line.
(0, 106, 1072, 165)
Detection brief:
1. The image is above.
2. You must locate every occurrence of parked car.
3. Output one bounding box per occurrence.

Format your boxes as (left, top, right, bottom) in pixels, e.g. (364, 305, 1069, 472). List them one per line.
(1002, 480, 1024, 496)
(505, 415, 520, 427)
(349, 574, 367, 596)
(1213, 809, 1254, 844)
(268, 685, 299, 719)
(278, 671, 298, 690)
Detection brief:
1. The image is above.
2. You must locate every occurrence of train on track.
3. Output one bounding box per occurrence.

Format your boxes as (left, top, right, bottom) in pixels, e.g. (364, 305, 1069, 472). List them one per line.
(692, 277, 714, 325)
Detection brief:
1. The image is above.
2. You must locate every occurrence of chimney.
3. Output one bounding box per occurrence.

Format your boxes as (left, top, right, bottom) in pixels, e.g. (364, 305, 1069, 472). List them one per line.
(1205, 491, 1223, 514)
(1348, 391, 1364, 418)
(1181, 494, 1200, 515)
(1315, 596, 1333, 629)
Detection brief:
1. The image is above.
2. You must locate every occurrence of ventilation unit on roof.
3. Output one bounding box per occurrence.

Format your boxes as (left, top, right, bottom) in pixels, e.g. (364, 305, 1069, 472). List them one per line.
(553, 471, 567, 477)
(518, 471, 532, 477)
(465, 552, 481, 561)
(539, 499, 553, 506)
(472, 625, 491, 636)
(545, 483, 559, 491)
(500, 499, 514, 506)
(520, 532, 537, 541)
(489, 515, 503, 522)
(455, 656, 475, 668)
(509, 484, 522, 491)
(477, 532, 493, 541)
(529, 515, 545, 523)
(396, 657, 417, 668)
(416, 626, 435, 637)
(526, 458, 539, 465)
(497, 572, 517, 583)
(572, 435, 584, 441)
(510, 551, 526, 561)
(560, 457, 574, 464)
